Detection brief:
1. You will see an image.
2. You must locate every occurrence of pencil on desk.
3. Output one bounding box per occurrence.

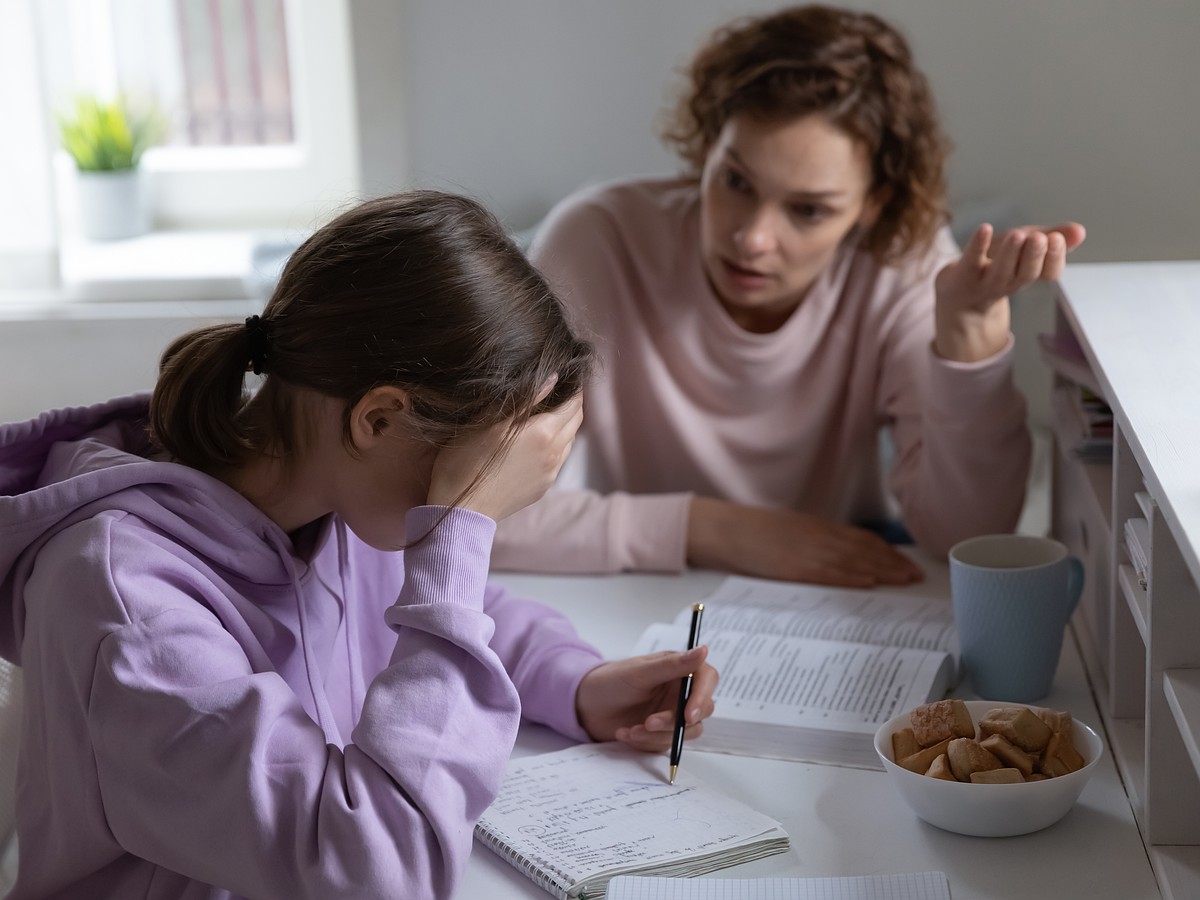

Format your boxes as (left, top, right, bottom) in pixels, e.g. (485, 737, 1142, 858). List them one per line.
(669, 602, 704, 785)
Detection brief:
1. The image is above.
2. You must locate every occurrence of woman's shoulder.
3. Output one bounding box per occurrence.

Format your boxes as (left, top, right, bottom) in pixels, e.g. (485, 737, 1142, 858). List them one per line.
(552, 173, 697, 214)
(844, 225, 959, 298)
(536, 175, 699, 248)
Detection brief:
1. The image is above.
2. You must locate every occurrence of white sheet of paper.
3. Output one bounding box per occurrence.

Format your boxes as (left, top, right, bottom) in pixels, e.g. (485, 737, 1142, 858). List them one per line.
(605, 871, 951, 900)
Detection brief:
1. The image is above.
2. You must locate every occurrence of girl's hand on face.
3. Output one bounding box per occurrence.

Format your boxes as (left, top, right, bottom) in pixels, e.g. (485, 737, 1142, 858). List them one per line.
(934, 222, 1086, 363)
(426, 390, 584, 522)
(687, 497, 924, 588)
(575, 647, 718, 750)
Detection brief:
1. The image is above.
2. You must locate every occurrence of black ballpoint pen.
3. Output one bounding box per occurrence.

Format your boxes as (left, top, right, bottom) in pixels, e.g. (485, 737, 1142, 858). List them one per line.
(669, 602, 705, 784)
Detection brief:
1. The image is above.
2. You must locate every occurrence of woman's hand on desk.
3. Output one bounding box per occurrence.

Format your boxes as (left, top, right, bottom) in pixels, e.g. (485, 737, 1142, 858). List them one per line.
(934, 221, 1087, 363)
(686, 496, 924, 588)
(575, 646, 717, 751)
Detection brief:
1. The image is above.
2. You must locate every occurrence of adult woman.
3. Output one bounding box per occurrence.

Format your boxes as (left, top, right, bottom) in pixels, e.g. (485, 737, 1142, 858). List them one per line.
(0, 191, 717, 899)
(493, 4, 1084, 587)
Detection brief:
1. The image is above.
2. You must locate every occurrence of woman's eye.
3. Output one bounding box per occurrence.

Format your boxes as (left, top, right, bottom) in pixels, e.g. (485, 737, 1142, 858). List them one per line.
(791, 203, 828, 222)
(723, 168, 751, 194)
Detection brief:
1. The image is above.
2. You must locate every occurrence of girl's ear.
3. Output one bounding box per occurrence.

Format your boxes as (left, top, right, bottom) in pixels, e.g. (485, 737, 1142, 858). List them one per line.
(347, 385, 409, 449)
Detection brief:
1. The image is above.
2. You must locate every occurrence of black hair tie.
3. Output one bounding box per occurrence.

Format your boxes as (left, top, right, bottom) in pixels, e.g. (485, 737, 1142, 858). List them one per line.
(245, 315, 272, 375)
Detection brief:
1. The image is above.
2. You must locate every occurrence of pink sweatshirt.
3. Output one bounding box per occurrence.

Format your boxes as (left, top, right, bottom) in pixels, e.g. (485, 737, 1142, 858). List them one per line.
(493, 177, 1031, 573)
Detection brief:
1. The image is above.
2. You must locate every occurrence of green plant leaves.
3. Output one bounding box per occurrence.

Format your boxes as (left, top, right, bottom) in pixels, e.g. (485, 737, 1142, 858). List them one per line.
(57, 96, 162, 172)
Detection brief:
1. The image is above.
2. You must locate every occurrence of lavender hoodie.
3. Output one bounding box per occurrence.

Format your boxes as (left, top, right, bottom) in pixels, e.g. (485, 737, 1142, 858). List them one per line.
(0, 395, 604, 899)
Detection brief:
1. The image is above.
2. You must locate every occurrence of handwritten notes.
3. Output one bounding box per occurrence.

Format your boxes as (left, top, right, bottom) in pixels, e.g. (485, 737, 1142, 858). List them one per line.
(475, 743, 789, 898)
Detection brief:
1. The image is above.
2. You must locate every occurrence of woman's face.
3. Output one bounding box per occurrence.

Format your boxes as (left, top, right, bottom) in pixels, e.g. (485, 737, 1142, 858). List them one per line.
(699, 113, 877, 333)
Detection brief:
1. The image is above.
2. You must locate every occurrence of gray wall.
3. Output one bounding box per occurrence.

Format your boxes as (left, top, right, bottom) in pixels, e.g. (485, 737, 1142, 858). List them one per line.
(351, 0, 1200, 263)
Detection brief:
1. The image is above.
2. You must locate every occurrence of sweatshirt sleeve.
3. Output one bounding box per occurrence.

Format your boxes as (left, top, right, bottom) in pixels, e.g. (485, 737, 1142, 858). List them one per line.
(83, 507, 523, 900)
(492, 186, 695, 575)
(880, 234, 1032, 556)
(491, 487, 693, 574)
(482, 581, 605, 741)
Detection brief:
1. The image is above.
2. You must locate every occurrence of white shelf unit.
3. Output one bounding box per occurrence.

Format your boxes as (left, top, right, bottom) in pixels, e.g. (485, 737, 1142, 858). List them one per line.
(1054, 262, 1200, 900)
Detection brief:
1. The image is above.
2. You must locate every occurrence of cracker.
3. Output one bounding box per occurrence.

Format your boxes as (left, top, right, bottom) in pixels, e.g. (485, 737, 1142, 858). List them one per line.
(947, 737, 1003, 782)
(910, 699, 975, 747)
(978, 707, 1053, 752)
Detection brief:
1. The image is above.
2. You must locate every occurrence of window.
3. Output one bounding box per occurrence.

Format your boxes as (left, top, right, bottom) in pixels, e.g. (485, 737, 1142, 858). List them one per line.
(34, 0, 360, 231)
(166, 0, 295, 148)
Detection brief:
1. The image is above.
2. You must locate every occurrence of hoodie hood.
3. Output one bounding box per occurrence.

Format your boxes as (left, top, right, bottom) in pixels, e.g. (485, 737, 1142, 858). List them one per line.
(0, 394, 298, 664)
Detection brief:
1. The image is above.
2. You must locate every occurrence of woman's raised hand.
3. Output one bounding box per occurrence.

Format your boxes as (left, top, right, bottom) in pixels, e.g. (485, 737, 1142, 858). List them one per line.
(427, 389, 584, 522)
(686, 496, 924, 588)
(934, 222, 1086, 363)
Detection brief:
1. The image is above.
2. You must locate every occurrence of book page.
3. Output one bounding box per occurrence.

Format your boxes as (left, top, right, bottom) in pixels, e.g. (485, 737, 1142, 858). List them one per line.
(475, 743, 788, 893)
(637, 624, 951, 733)
(693, 577, 956, 654)
(606, 871, 951, 900)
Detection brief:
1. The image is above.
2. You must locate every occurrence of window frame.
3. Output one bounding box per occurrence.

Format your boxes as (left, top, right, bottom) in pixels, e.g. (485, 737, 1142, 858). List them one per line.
(39, 0, 362, 233)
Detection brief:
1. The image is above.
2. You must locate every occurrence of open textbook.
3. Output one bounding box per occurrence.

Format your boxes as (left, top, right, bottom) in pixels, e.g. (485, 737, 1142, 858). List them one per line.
(475, 742, 789, 899)
(633, 576, 959, 770)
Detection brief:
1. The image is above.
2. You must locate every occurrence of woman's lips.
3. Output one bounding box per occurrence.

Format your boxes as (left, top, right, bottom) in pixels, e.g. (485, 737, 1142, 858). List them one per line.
(721, 257, 772, 289)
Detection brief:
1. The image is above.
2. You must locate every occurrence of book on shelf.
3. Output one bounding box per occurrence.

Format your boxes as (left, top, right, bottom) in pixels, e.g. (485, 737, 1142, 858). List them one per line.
(632, 576, 958, 770)
(474, 742, 789, 900)
(1124, 516, 1150, 590)
(606, 871, 951, 900)
(1050, 381, 1114, 462)
(1038, 332, 1103, 397)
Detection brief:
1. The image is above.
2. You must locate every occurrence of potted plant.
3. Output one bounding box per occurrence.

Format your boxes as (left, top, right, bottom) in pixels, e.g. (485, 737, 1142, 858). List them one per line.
(57, 96, 162, 240)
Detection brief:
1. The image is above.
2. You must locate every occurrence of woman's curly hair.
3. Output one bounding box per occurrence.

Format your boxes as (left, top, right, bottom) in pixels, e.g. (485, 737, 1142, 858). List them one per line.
(661, 4, 951, 263)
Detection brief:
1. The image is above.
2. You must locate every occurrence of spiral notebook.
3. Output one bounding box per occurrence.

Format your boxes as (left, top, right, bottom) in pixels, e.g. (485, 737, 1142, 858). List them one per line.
(474, 742, 790, 899)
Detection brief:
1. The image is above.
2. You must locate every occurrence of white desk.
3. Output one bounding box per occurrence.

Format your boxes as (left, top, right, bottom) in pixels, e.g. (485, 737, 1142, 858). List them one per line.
(458, 558, 1160, 898)
(1052, 262, 1200, 898)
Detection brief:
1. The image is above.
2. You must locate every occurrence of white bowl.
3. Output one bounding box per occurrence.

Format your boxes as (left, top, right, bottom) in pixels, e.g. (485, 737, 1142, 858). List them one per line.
(873, 699, 1104, 837)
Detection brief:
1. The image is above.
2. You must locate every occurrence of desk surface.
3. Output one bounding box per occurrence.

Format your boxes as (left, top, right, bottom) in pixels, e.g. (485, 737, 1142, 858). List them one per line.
(459, 559, 1161, 899)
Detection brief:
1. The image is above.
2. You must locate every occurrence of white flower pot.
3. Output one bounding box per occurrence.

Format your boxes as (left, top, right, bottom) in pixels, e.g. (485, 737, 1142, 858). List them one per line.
(76, 169, 149, 241)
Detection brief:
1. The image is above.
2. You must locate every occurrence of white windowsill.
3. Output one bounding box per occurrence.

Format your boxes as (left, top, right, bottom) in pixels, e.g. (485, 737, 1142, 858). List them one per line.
(0, 227, 304, 313)
(60, 229, 260, 302)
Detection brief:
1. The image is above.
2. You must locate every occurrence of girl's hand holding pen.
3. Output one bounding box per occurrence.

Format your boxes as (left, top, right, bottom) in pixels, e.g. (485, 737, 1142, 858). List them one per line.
(575, 647, 718, 752)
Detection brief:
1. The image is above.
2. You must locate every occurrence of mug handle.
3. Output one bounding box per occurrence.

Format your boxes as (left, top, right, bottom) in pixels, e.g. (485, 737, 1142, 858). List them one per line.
(1066, 556, 1084, 615)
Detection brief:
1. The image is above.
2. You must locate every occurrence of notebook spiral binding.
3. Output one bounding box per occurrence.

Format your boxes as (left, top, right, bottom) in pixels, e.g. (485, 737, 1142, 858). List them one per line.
(474, 821, 575, 898)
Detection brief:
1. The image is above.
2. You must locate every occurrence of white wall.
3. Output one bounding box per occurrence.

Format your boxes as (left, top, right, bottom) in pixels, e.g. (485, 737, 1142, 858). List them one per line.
(5, 1, 1193, 427)
(353, 0, 1200, 263)
(0, 301, 254, 425)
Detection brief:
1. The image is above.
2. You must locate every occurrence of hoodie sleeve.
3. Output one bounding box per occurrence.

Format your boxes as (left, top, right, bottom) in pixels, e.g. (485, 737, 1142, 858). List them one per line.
(81, 506, 525, 900)
(483, 581, 604, 741)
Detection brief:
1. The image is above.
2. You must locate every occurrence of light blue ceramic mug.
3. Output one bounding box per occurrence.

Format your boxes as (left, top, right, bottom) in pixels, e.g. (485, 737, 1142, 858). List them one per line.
(949, 534, 1084, 702)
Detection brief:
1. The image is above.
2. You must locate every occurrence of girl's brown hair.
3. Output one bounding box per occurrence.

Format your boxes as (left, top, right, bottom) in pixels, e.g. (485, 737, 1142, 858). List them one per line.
(662, 4, 950, 262)
(150, 190, 593, 484)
